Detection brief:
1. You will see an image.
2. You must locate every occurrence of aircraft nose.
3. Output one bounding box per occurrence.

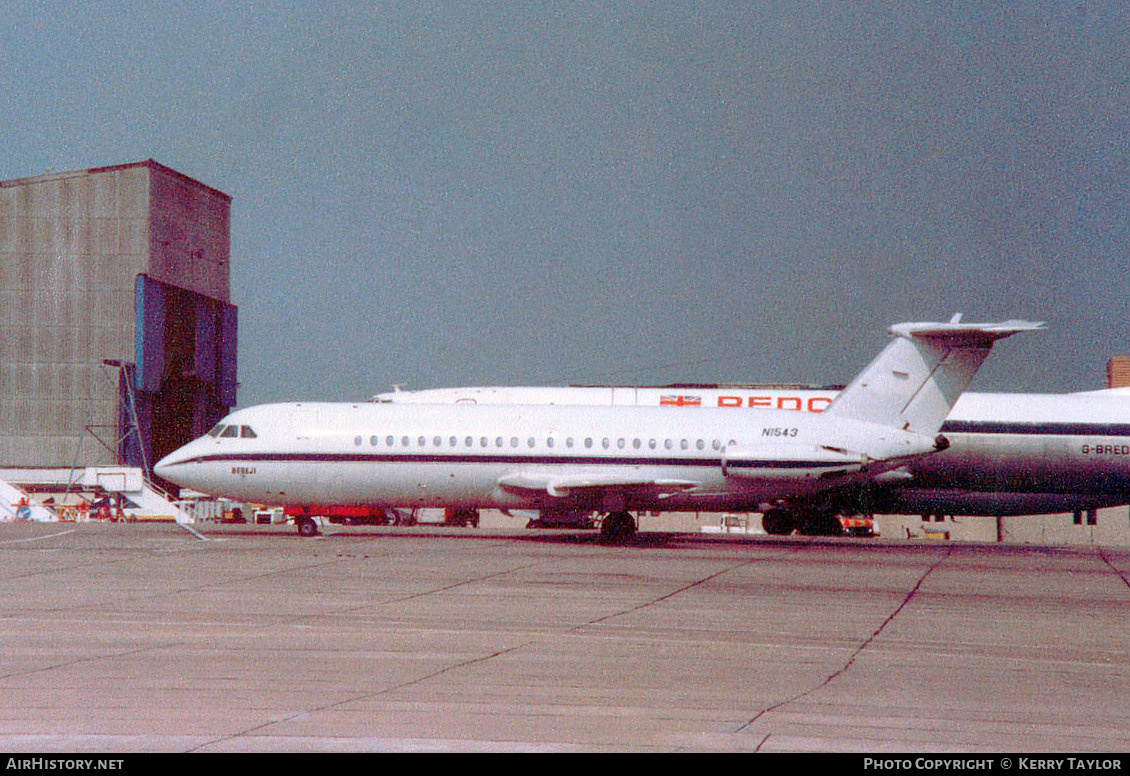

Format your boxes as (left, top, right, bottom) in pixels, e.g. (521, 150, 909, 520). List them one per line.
(153, 452, 178, 481)
(153, 443, 194, 483)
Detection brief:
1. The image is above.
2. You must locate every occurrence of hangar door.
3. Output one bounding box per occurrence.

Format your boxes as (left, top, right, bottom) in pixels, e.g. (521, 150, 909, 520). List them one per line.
(126, 274, 238, 474)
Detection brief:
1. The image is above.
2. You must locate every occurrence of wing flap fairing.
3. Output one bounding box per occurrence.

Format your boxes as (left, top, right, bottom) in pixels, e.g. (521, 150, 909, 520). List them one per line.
(497, 471, 699, 499)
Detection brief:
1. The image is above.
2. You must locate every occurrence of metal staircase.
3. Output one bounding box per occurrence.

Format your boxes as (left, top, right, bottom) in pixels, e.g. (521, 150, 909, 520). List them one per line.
(0, 476, 57, 521)
(0, 467, 190, 523)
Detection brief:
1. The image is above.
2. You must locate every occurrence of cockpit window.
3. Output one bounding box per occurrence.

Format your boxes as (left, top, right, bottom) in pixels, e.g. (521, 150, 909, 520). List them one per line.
(240, 426, 257, 438)
(207, 424, 226, 438)
(220, 425, 240, 438)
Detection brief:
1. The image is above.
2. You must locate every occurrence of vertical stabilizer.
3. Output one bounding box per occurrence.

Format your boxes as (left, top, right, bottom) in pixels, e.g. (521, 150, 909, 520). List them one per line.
(824, 318, 1044, 434)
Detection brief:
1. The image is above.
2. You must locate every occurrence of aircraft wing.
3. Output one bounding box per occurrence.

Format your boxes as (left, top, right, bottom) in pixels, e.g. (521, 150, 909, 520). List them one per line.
(497, 471, 700, 500)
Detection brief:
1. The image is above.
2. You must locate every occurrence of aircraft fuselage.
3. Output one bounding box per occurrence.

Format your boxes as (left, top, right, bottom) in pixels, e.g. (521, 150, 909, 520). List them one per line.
(155, 401, 937, 513)
(372, 387, 1130, 515)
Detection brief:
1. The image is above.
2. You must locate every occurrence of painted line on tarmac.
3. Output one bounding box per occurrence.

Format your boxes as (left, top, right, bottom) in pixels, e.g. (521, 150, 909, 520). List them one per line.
(0, 529, 76, 544)
(175, 520, 211, 541)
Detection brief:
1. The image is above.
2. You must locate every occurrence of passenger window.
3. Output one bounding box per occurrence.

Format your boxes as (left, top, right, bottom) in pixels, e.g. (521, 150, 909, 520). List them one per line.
(680, 439, 689, 450)
(465, 436, 473, 447)
(355, 436, 363, 446)
(370, 436, 378, 446)
(510, 437, 519, 448)
(547, 438, 554, 448)
(434, 436, 442, 447)
(585, 437, 593, 448)
(386, 435, 395, 446)
(696, 439, 705, 450)
(632, 438, 641, 449)
(401, 436, 410, 446)
(528, 437, 536, 448)
(496, 437, 504, 448)
(665, 439, 673, 450)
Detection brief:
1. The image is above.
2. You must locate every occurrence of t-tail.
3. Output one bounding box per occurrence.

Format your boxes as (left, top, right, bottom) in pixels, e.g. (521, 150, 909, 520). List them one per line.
(823, 315, 1045, 435)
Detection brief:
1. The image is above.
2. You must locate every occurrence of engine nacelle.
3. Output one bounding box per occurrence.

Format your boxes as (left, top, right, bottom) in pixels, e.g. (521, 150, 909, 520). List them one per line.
(721, 444, 867, 481)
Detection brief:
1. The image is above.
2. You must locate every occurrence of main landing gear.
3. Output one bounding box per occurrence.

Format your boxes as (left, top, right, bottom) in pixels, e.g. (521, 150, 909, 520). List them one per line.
(760, 508, 849, 537)
(599, 511, 637, 542)
(296, 515, 319, 537)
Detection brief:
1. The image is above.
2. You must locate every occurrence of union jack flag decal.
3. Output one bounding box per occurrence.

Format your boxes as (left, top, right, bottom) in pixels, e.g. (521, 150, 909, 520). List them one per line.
(660, 395, 701, 407)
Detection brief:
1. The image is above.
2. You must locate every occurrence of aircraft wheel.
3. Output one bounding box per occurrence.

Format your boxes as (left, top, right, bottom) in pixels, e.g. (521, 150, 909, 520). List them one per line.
(297, 517, 318, 537)
(600, 511, 636, 542)
(820, 513, 845, 536)
(761, 510, 795, 535)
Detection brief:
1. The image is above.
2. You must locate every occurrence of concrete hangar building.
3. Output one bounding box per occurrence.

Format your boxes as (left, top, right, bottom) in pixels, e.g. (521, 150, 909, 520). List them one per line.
(0, 161, 236, 513)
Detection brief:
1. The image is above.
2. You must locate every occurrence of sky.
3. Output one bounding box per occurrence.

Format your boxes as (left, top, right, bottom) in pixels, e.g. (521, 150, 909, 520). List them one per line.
(3, 1, 1127, 406)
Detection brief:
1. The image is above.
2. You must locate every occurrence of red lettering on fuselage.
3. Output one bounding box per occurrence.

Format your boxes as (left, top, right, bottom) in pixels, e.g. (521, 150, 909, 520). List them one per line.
(707, 395, 834, 413)
(807, 397, 832, 413)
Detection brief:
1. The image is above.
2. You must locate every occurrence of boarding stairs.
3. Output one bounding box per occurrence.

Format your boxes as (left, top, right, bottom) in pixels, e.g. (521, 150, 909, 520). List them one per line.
(0, 467, 191, 524)
(0, 476, 58, 521)
(81, 467, 192, 523)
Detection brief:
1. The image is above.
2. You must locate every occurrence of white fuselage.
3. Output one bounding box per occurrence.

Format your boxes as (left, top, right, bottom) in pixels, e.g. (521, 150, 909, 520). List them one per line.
(154, 400, 938, 513)
(155, 319, 1051, 518)
(371, 386, 1130, 515)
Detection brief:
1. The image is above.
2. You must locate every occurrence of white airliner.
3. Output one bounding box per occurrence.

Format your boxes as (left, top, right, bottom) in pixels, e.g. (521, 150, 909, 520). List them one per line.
(372, 381, 1130, 533)
(155, 318, 1041, 538)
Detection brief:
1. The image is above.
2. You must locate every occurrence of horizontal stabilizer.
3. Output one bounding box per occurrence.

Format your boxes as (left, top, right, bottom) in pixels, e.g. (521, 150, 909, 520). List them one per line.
(888, 319, 1045, 343)
(824, 317, 1044, 435)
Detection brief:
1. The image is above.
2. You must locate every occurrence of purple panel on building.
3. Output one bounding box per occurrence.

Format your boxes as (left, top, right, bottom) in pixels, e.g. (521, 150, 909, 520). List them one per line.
(219, 303, 238, 408)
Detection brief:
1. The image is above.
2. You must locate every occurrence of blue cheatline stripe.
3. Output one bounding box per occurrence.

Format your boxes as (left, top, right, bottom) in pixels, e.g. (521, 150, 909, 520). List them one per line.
(940, 421, 1130, 436)
(173, 452, 850, 470)
(182, 452, 718, 467)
